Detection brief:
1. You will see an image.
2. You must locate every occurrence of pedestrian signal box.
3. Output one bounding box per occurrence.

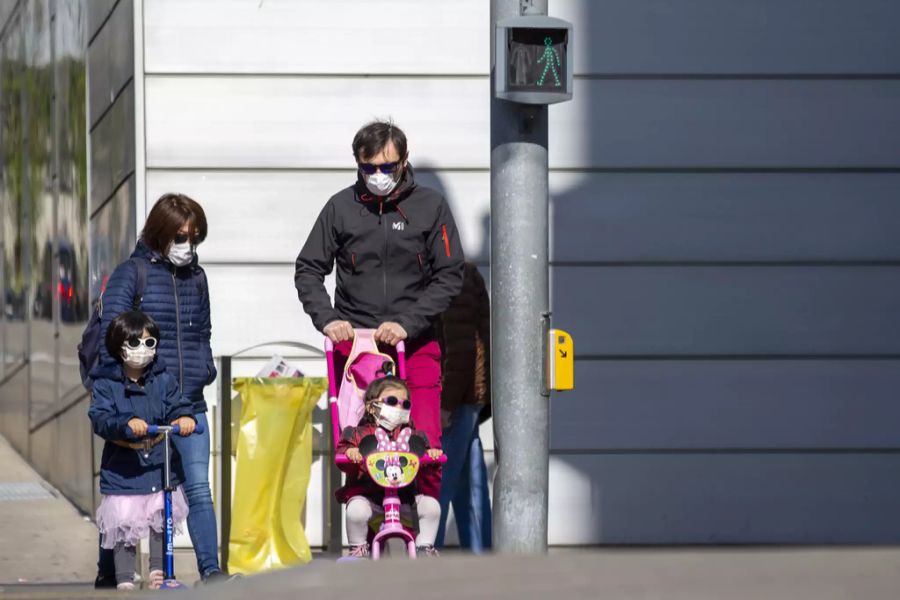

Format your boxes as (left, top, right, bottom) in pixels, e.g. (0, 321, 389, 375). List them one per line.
(495, 16, 574, 105)
(548, 329, 574, 392)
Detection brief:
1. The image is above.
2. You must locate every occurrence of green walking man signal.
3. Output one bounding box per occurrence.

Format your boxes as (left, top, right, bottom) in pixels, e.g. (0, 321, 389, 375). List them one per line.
(536, 37, 561, 87)
(494, 15, 573, 105)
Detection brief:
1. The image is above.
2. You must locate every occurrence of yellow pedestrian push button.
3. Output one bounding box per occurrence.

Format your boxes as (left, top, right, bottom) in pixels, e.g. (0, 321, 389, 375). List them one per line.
(548, 329, 574, 391)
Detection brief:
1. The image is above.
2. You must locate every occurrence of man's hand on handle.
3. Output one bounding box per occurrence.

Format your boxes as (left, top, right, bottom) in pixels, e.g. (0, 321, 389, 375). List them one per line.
(374, 322, 407, 346)
(323, 320, 354, 343)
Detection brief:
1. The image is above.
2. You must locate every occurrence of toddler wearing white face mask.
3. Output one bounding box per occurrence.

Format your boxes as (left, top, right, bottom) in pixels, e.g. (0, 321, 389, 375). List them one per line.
(88, 310, 196, 590)
(336, 376, 444, 559)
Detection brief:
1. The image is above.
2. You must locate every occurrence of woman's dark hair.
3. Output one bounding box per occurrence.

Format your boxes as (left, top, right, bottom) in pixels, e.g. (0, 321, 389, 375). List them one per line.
(352, 120, 408, 162)
(361, 376, 411, 424)
(105, 310, 160, 360)
(141, 193, 208, 254)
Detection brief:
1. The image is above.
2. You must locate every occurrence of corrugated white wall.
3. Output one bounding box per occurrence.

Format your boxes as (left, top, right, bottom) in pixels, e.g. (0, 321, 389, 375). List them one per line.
(140, 0, 496, 548)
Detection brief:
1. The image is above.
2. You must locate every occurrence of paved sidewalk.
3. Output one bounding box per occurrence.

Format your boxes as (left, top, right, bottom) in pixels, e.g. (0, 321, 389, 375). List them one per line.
(0, 435, 97, 585)
(189, 547, 900, 600)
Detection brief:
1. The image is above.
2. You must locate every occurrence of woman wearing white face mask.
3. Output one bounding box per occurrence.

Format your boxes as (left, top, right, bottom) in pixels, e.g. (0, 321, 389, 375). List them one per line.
(90, 194, 231, 586)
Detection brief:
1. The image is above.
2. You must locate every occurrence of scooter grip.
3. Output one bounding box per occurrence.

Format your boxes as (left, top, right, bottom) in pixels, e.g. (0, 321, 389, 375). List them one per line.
(144, 422, 205, 436)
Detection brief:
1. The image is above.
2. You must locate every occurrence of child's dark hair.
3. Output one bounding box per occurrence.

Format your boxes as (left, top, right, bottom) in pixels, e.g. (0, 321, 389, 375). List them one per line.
(361, 376, 411, 424)
(105, 310, 160, 360)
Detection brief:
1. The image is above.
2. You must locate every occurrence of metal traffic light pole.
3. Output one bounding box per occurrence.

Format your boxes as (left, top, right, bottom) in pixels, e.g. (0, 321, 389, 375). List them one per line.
(490, 0, 551, 554)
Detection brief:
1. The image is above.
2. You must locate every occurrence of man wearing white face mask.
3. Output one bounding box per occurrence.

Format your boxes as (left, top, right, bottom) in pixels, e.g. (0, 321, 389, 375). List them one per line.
(295, 120, 465, 501)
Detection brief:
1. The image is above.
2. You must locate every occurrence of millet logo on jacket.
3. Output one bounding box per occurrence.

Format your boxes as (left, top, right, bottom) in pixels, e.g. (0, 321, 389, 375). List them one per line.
(392, 221, 405, 231)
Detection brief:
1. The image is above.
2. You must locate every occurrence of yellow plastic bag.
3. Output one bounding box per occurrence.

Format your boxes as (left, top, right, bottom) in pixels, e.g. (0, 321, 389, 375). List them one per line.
(228, 376, 328, 574)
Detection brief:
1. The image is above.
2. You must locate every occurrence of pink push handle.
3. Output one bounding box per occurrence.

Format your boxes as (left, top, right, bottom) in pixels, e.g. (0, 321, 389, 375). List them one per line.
(322, 332, 406, 378)
(324, 330, 408, 449)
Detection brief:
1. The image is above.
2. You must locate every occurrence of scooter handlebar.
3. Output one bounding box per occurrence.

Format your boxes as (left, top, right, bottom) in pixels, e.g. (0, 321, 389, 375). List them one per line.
(144, 422, 205, 436)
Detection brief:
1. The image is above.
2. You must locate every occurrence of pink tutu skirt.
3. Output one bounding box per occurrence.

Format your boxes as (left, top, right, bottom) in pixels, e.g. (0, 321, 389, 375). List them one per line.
(96, 487, 189, 549)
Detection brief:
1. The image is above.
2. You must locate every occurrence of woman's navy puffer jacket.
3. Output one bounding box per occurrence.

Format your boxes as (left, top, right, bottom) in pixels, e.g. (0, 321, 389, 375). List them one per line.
(98, 240, 216, 413)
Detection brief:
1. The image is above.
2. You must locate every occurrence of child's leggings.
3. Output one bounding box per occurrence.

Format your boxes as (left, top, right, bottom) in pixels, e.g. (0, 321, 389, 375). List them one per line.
(346, 495, 441, 547)
(113, 530, 164, 584)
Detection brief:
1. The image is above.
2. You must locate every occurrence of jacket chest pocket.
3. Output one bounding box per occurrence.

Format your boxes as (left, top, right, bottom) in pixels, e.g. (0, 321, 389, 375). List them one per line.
(416, 252, 428, 288)
(338, 246, 361, 274)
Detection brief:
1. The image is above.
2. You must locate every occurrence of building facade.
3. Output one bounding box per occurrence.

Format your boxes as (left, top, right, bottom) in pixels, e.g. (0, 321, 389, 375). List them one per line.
(1, 0, 900, 548)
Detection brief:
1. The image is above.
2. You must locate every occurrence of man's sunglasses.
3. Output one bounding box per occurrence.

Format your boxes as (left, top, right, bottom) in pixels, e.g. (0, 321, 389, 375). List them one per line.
(173, 233, 201, 244)
(381, 395, 411, 410)
(358, 161, 401, 175)
(124, 336, 157, 350)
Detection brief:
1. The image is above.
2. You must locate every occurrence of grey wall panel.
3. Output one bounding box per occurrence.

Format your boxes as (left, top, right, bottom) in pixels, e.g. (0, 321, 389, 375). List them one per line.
(550, 79, 900, 169)
(55, 396, 94, 513)
(144, 0, 488, 75)
(86, 0, 116, 42)
(548, 453, 900, 544)
(89, 81, 134, 212)
(107, 0, 132, 97)
(0, 367, 30, 456)
(24, 0, 56, 429)
(86, 6, 109, 127)
(551, 173, 900, 263)
(556, 0, 900, 75)
(89, 175, 135, 300)
(87, 0, 131, 128)
(59, 321, 87, 404)
(108, 81, 134, 191)
(88, 98, 111, 209)
(553, 266, 900, 356)
(29, 416, 55, 480)
(29, 320, 55, 426)
(0, 3, 17, 34)
(57, 0, 90, 407)
(551, 359, 900, 451)
(2, 14, 28, 361)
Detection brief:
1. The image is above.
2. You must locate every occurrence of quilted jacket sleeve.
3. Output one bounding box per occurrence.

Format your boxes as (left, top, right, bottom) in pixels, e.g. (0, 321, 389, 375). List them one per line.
(98, 260, 140, 366)
(162, 373, 195, 424)
(198, 268, 217, 385)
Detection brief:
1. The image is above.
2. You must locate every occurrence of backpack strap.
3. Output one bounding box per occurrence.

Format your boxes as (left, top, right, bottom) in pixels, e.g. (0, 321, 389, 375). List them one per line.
(130, 258, 148, 309)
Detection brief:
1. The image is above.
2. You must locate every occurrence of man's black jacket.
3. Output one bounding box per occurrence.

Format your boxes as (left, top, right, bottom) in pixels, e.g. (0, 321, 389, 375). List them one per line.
(294, 165, 465, 340)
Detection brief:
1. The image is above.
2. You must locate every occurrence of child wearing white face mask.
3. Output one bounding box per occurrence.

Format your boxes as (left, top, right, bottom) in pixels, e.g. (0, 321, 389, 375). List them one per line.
(336, 376, 444, 559)
(88, 310, 195, 590)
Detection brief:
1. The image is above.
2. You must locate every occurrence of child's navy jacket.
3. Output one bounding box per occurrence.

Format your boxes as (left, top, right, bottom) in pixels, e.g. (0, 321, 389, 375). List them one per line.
(88, 357, 193, 495)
